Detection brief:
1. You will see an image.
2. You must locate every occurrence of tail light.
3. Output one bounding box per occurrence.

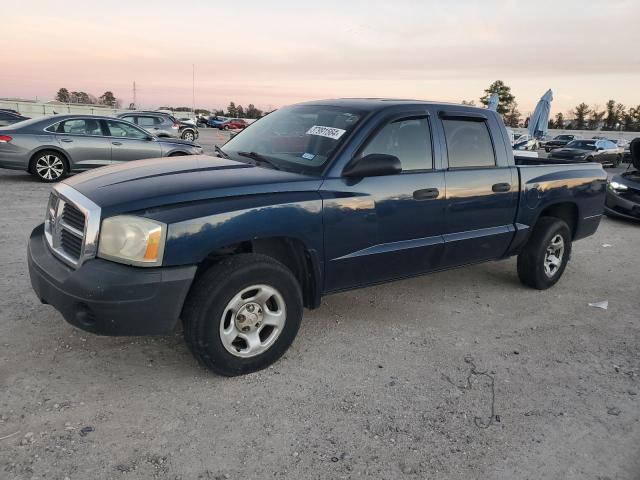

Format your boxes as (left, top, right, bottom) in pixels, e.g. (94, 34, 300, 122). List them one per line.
(0, 135, 12, 143)
(172, 123, 179, 129)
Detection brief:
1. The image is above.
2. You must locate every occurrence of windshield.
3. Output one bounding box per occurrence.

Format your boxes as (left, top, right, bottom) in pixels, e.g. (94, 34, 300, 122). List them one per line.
(566, 140, 596, 150)
(220, 105, 365, 175)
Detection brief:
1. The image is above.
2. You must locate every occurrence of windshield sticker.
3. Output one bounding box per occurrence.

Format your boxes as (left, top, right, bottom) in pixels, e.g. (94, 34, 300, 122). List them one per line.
(301, 152, 316, 160)
(306, 125, 346, 140)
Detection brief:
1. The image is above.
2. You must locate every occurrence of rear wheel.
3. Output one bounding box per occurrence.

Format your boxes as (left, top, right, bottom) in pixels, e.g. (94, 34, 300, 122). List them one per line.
(30, 150, 68, 182)
(181, 130, 195, 141)
(223, 125, 230, 131)
(182, 254, 303, 376)
(517, 217, 572, 289)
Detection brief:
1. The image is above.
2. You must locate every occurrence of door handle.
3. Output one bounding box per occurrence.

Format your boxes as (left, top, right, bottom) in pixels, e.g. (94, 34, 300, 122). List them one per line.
(112, 141, 123, 146)
(492, 182, 511, 193)
(60, 138, 73, 143)
(413, 188, 440, 200)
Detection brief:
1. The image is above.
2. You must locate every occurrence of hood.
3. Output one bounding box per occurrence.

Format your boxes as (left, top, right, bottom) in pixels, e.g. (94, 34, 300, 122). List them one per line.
(63, 155, 322, 215)
(616, 171, 640, 189)
(552, 148, 589, 157)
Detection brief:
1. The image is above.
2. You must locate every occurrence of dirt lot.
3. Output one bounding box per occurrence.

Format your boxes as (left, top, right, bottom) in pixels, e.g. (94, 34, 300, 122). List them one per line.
(0, 150, 638, 479)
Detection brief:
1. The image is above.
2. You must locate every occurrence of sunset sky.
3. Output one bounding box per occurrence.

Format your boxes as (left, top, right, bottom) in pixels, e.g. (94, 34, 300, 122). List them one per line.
(2, 0, 639, 116)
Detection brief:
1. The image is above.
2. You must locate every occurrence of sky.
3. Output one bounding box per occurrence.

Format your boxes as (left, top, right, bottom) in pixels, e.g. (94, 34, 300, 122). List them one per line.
(1, 0, 639, 116)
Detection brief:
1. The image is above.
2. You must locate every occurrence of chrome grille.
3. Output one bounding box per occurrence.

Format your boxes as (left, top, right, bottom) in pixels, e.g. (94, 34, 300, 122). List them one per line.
(44, 184, 101, 268)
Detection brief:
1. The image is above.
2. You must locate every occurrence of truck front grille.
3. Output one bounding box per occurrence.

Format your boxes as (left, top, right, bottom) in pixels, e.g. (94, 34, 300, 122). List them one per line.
(44, 185, 101, 269)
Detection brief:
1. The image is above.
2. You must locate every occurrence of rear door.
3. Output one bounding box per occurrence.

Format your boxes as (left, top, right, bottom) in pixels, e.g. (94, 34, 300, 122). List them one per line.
(436, 112, 518, 267)
(104, 119, 162, 163)
(51, 118, 111, 170)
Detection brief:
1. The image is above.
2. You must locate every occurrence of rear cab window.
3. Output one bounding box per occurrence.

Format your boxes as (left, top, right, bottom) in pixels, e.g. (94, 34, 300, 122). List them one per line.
(442, 118, 496, 168)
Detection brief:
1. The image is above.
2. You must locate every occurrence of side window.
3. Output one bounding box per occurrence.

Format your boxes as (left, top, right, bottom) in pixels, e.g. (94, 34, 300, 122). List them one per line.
(138, 116, 157, 127)
(121, 116, 136, 124)
(105, 120, 148, 139)
(55, 119, 103, 136)
(360, 116, 432, 171)
(442, 118, 496, 168)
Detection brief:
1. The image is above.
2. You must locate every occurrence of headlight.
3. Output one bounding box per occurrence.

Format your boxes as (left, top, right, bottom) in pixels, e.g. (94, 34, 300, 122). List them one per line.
(98, 215, 166, 266)
(609, 181, 628, 192)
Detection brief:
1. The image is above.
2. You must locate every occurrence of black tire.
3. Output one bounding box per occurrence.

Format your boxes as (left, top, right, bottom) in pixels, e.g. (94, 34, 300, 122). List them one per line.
(614, 154, 622, 168)
(181, 130, 195, 141)
(517, 217, 572, 290)
(29, 150, 69, 183)
(223, 125, 230, 131)
(182, 253, 303, 376)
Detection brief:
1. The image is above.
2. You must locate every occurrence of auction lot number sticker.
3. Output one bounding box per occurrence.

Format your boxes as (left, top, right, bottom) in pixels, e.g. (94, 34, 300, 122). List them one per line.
(306, 125, 346, 140)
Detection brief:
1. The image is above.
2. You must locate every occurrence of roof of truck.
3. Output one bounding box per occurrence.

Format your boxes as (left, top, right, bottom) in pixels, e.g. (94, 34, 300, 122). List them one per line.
(297, 98, 485, 112)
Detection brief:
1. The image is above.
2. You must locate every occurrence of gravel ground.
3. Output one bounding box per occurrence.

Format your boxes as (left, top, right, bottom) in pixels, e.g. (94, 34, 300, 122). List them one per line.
(0, 141, 638, 479)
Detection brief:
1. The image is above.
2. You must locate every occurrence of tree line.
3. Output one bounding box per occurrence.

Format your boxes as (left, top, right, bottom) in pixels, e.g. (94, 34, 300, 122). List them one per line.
(159, 102, 264, 119)
(466, 80, 640, 131)
(55, 88, 120, 108)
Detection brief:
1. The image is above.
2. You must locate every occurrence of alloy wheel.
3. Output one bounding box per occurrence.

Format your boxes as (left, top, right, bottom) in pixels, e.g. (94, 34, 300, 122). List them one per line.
(543, 234, 564, 278)
(219, 284, 286, 358)
(35, 154, 64, 181)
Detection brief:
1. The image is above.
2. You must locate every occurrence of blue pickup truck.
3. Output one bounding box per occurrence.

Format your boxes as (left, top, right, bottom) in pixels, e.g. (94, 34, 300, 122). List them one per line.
(28, 99, 607, 376)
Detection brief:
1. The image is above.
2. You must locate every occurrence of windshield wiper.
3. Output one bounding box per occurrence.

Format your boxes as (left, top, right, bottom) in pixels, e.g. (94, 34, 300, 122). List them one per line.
(214, 145, 230, 159)
(237, 151, 279, 170)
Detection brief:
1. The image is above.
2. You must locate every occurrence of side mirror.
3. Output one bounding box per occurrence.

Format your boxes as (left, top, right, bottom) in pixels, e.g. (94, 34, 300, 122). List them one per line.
(145, 135, 155, 141)
(343, 153, 402, 178)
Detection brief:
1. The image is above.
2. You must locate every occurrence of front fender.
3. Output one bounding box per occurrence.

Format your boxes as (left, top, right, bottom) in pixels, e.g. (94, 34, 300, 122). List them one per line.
(155, 192, 324, 267)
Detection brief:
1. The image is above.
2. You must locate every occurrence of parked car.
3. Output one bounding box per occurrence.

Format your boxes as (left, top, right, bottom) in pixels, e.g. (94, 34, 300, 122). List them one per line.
(197, 116, 210, 127)
(0, 110, 30, 126)
(178, 117, 197, 127)
(549, 139, 623, 167)
(513, 133, 537, 151)
(27, 99, 607, 376)
(0, 114, 203, 182)
(218, 118, 248, 130)
(605, 139, 640, 221)
(543, 134, 581, 152)
(624, 141, 632, 161)
(117, 111, 199, 142)
(0, 108, 21, 115)
(207, 116, 229, 128)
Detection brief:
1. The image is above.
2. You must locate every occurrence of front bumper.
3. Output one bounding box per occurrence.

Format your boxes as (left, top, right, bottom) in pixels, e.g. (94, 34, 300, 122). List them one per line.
(28, 224, 197, 336)
(604, 190, 640, 221)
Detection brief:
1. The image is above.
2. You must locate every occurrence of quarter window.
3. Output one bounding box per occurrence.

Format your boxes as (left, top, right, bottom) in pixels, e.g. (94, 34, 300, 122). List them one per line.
(360, 116, 432, 171)
(105, 120, 149, 139)
(138, 116, 159, 127)
(443, 119, 496, 168)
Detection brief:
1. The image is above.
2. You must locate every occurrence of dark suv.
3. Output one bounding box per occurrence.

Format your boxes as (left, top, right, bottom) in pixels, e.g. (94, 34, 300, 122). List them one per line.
(117, 111, 198, 141)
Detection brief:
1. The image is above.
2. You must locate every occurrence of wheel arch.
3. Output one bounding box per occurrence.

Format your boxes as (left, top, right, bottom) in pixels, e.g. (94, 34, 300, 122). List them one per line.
(535, 201, 579, 238)
(194, 236, 322, 310)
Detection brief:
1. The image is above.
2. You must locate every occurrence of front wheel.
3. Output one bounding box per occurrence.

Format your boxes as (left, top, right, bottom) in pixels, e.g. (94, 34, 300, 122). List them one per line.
(30, 151, 68, 182)
(517, 217, 572, 289)
(182, 254, 303, 376)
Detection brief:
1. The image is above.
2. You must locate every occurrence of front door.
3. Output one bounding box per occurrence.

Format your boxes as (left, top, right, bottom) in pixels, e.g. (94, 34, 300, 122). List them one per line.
(53, 118, 111, 170)
(104, 119, 162, 163)
(322, 112, 446, 292)
(438, 114, 518, 267)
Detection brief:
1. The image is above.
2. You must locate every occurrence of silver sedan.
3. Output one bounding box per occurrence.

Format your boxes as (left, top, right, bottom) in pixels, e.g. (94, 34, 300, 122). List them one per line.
(0, 114, 203, 182)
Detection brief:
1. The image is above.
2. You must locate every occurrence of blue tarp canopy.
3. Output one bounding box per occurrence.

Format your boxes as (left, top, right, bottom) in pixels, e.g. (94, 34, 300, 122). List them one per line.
(487, 93, 499, 111)
(528, 89, 553, 139)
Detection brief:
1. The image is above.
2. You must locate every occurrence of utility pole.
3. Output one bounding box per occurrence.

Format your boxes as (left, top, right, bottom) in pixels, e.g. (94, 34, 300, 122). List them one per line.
(133, 81, 137, 109)
(192, 64, 195, 118)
